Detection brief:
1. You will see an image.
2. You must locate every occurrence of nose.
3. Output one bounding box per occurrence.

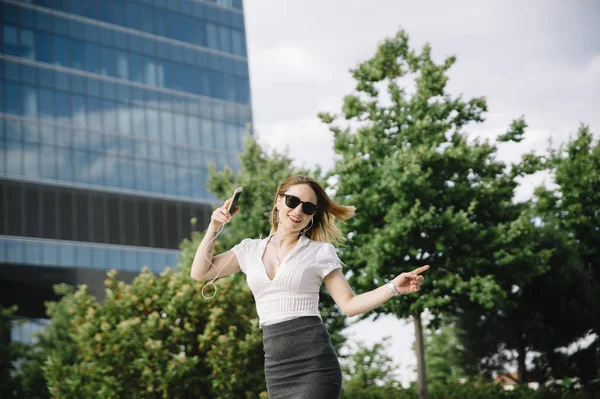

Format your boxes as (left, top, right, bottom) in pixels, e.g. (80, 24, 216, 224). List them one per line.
(293, 204, 304, 214)
(290, 203, 304, 214)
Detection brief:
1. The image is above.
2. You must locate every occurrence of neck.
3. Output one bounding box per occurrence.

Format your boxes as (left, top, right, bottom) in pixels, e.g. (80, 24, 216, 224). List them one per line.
(273, 228, 300, 248)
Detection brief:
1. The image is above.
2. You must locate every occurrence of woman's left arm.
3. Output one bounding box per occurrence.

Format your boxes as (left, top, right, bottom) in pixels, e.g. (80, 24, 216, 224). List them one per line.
(323, 265, 430, 318)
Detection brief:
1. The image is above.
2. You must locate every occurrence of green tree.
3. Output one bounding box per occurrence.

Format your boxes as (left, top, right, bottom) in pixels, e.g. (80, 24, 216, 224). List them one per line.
(341, 337, 401, 390)
(320, 29, 544, 398)
(535, 125, 600, 324)
(14, 288, 76, 399)
(532, 125, 600, 383)
(0, 306, 52, 399)
(454, 221, 597, 383)
(206, 137, 347, 350)
(424, 318, 466, 384)
(12, 342, 50, 399)
(1, 306, 22, 398)
(421, 128, 599, 385)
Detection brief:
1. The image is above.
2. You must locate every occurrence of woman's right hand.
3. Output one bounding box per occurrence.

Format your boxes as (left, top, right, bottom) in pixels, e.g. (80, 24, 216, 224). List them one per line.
(210, 197, 239, 228)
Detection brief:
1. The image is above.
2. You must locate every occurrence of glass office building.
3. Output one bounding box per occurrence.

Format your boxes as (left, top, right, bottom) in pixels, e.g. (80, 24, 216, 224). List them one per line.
(0, 0, 252, 319)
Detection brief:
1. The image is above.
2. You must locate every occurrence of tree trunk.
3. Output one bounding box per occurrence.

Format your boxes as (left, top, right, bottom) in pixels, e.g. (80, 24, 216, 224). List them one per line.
(413, 312, 429, 399)
(517, 338, 528, 384)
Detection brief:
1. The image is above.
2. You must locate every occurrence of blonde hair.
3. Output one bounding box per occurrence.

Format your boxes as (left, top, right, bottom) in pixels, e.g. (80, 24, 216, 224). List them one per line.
(269, 175, 355, 246)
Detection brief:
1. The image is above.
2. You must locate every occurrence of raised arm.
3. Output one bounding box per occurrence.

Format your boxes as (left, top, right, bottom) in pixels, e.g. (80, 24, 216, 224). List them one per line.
(190, 197, 241, 282)
(323, 265, 430, 317)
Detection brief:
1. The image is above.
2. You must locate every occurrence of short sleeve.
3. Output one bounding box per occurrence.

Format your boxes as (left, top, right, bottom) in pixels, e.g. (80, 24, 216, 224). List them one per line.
(231, 238, 254, 274)
(316, 243, 342, 279)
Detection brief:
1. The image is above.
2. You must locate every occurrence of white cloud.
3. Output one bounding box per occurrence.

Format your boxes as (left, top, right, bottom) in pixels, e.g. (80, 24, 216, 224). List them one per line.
(252, 43, 324, 81)
(255, 115, 335, 171)
(577, 54, 600, 88)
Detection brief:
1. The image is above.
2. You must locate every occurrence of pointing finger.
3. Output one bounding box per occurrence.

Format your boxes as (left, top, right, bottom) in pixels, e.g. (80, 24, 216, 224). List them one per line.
(413, 265, 430, 275)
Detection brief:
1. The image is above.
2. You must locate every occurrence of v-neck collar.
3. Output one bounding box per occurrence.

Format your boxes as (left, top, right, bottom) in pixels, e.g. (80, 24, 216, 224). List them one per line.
(259, 234, 309, 282)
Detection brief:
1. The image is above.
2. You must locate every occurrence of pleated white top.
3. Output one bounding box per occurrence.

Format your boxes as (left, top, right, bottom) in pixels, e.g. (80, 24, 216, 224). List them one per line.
(231, 234, 342, 327)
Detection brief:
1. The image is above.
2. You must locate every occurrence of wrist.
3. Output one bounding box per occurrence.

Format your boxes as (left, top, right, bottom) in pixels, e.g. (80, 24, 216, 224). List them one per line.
(208, 220, 223, 230)
(386, 280, 400, 297)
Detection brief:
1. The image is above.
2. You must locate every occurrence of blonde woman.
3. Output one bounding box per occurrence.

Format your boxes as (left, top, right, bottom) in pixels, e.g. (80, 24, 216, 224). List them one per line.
(191, 175, 429, 398)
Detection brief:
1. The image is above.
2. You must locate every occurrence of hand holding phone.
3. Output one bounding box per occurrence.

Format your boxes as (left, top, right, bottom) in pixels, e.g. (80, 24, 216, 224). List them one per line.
(210, 187, 242, 227)
(228, 187, 243, 215)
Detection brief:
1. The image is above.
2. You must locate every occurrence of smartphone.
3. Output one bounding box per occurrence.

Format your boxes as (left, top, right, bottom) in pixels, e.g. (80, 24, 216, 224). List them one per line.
(228, 187, 243, 215)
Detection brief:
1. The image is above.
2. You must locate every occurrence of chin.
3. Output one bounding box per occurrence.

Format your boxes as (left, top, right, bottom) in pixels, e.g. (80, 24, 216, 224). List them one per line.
(288, 223, 305, 232)
(284, 222, 306, 234)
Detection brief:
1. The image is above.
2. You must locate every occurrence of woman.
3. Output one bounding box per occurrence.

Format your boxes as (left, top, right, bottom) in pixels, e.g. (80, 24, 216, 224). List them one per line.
(191, 175, 429, 398)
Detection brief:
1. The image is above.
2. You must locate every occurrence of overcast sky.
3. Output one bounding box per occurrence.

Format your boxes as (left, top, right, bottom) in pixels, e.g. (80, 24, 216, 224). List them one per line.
(243, 0, 600, 385)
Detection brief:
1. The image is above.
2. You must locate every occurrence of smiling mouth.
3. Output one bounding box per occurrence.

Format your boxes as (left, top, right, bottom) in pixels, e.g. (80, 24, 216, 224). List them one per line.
(288, 215, 301, 224)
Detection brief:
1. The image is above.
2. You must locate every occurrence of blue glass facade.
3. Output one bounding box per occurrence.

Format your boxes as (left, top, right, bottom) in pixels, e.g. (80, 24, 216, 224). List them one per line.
(0, 0, 252, 285)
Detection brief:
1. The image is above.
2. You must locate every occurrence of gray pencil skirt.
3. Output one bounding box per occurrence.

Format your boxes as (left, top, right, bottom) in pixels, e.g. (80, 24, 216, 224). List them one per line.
(262, 316, 342, 399)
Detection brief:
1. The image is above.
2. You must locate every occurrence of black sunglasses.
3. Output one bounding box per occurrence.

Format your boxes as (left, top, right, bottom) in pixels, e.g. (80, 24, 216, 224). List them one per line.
(281, 194, 318, 215)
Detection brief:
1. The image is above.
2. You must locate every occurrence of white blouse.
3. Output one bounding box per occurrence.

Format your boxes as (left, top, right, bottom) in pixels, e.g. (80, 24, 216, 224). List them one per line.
(231, 234, 342, 327)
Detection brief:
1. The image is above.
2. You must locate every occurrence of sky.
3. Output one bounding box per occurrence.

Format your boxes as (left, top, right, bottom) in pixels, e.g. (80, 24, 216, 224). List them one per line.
(243, 0, 600, 385)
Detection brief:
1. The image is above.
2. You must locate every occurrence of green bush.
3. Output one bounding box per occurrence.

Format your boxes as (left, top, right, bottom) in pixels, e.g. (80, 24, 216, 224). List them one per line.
(341, 381, 597, 399)
(341, 385, 416, 399)
(42, 266, 266, 399)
